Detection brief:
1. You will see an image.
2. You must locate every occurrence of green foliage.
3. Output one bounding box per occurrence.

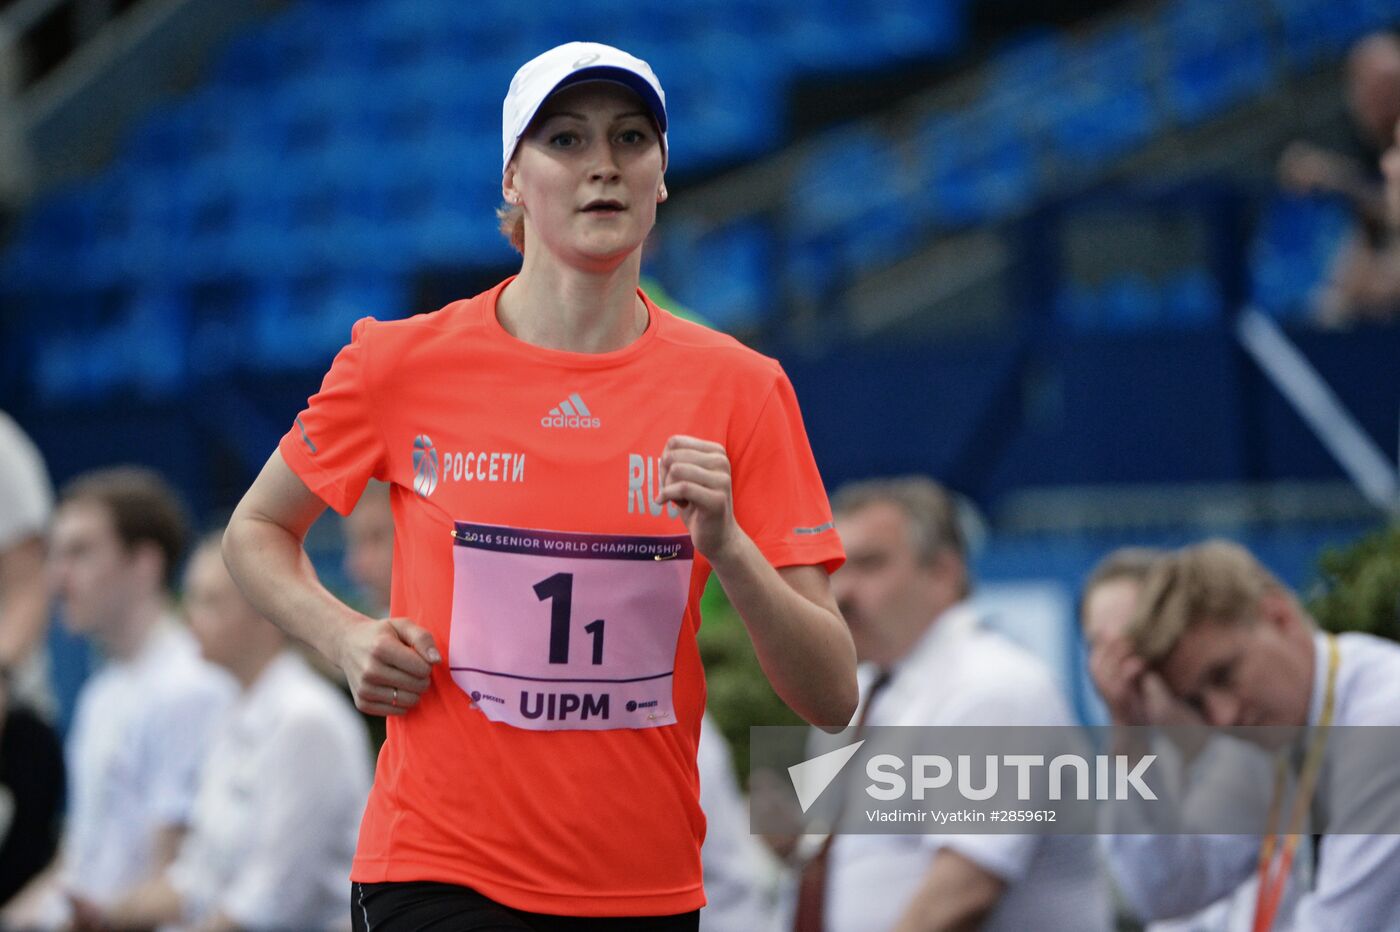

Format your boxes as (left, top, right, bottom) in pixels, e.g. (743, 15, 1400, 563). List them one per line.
(697, 577, 804, 784)
(1309, 524, 1400, 642)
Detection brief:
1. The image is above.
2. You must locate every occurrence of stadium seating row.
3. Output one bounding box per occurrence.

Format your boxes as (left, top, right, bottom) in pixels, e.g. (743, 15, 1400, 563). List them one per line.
(3, 0, 1395, 399)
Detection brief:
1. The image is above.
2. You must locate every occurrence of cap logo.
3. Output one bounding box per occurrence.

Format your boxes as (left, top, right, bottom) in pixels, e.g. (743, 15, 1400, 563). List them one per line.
(572, 53, 601, 69)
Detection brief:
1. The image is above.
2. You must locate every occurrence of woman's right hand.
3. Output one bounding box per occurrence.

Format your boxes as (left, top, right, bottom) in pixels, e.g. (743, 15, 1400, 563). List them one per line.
(334, 617, 441, 716)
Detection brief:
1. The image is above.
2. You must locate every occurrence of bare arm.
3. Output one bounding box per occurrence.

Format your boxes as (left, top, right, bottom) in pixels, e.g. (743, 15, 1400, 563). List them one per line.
(0, 535, 49, 669)
(716, 542, 856, 732)
(222, 451, 439, 716)
(0, 852, 62, 924)
(76, 876, 183, 930)
(7, 828, 184, 928)
(892, 848, 1005, 932)
(658, 436, 857, 731)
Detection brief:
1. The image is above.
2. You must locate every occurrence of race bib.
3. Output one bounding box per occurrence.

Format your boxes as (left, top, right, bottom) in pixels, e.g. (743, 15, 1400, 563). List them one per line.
(449, 521, 694, 731)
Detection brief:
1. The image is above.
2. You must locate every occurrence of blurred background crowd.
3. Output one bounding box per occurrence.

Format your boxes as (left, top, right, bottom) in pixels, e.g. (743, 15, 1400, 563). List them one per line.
(1, 0, 1399, 929)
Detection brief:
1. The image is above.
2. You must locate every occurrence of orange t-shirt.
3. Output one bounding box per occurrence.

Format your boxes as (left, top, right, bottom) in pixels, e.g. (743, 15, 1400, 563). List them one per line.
(278, 278, 843, 916)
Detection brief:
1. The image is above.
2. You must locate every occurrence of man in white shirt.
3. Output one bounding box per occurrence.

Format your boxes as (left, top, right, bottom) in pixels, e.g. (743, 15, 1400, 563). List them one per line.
(696, 713, 779, 932)
(1101, 539, 1400, 932)
(1082, 547, 1302, 931)
(74, 533, 372, 931)
(0, 411, 56, 718)
(2, 468, 233, 928)
(797, 476, 1109, 932)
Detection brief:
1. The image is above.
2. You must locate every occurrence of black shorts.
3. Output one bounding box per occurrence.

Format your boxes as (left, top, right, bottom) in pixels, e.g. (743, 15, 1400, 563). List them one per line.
(351, 881, 701, 932)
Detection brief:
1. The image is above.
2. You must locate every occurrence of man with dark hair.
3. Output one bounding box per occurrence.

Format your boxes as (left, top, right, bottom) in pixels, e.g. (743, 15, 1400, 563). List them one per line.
(794, 476, 1108, 932)
(2, 467, 233, 929)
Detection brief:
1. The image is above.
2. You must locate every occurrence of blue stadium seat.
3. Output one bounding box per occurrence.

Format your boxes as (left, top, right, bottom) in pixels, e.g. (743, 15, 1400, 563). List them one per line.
(1248, 194, 1353, 321)
(1053, 282, 1101, 331)
(8, 186, 98, 288)
(870, 0, 966, 60)
(665, 33, 784, 170)
(983, 30, 1068, 115)
(1161, 0, 1276, 126)
(785, 126, 919, 275)
(1161, 266, 1224, 326)
(121, 286, 191, 396)
(789, 128, 905, 233)
(915, 111, 1039, 228)
(118, 101, 200, 173)
(665, 220, 777, 330)
(209, 30, 288, 90)
(1358, 0, 1400, 31)
(777, 0, 889, 71)
(1046, 25, 1158, 169)
(1272, 0, 1371, 67)
(1100, 273, 1162, 329)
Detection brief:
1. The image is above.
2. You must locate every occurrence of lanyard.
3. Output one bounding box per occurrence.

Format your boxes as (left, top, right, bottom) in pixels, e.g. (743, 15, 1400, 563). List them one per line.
(1251, 633, 1340, 932)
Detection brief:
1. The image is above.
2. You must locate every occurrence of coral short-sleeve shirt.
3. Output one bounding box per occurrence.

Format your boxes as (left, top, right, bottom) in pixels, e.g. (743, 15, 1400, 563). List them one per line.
(278, 278, 843, 916)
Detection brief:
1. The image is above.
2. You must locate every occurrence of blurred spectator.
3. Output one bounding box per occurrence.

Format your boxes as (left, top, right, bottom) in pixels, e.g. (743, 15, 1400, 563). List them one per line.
(1083, 547, 1199, 741)
(0, 411, 56, 719)
(1083, 547, 1301, 932)
(0, 665, 65, 911)
(696, 714, 779, 932)
(1280, 32, 1400, 325)
(342, 480, 394, 616)
(70, 533, 371, 931)
(1383, 118, 1400, 233)
(1, 469, 233, 930)
(1105, 540, 1400, 929)
(791, 476, 1109, 932)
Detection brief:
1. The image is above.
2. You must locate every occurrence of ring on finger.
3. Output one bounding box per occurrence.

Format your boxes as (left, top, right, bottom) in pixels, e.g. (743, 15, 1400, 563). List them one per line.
(392, 687, 399, 707)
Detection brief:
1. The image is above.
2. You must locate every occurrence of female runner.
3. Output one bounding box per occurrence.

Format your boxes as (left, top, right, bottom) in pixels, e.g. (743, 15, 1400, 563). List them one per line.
(223, 41, 858, 931)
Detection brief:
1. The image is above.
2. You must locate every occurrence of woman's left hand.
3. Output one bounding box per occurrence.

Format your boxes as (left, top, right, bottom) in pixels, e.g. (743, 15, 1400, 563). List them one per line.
(658, 435, 740, 562)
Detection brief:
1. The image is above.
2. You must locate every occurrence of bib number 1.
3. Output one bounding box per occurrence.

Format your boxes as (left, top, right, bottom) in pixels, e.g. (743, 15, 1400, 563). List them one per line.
(533, 573, 606, 665)
(449, 522, 693, 731)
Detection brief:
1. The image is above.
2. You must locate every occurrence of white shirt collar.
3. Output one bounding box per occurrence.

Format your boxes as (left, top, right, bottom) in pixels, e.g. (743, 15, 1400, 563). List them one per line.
(237, 651, 305, 720)
(119, 614, 188, 674)
(858, 600, 981, 701)
(895, 600, 980, 677)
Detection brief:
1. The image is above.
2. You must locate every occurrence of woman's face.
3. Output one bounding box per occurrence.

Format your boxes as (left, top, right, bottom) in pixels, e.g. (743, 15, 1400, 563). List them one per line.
(504, 81, 666, 269)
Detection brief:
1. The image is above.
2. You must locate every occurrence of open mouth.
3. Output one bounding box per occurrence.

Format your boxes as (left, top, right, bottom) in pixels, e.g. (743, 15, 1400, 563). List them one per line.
(581, 200, 625, 214)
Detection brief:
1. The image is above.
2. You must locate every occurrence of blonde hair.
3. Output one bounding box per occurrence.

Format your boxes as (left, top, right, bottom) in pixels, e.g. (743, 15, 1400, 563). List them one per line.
(1128, 539, 1284, 664)
(1078, 547, 1163, 626)
(497, 202, 525, 254)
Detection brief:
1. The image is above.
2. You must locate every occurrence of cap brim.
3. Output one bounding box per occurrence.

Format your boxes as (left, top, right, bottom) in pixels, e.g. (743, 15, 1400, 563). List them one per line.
(547, 65, 668, 133)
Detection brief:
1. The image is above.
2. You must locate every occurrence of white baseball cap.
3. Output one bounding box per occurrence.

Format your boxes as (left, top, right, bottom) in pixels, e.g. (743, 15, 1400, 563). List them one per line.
(501, 41, 668, 175)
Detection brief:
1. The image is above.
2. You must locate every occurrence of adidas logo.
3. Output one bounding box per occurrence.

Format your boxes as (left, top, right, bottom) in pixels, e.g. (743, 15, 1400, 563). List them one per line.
(541, 392, 601, 429)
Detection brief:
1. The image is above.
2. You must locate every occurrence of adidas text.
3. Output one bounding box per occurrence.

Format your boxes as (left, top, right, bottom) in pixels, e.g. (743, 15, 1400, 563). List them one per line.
(541, 414, 602, 429)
